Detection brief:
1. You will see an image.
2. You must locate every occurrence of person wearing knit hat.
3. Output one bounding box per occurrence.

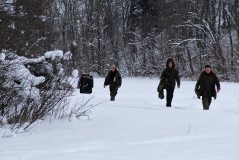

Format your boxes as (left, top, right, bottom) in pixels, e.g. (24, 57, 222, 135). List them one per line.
(104, 65, 122, 101)
(195, 65, 221, 110)
(159, 58, 180, 107)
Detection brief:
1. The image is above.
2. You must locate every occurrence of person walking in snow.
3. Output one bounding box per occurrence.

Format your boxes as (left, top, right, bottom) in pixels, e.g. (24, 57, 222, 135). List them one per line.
(88, 75, 94, 94)
(77, 73, 93, 94)
(104, 65, 122, 101)
(84, 74, 93, 94)
(78, 73, 86, 93)
(160, 58, 180, 107)
(195, 65, 221, 110)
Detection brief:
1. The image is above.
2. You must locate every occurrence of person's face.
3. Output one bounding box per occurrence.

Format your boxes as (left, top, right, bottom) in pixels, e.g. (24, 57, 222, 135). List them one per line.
(205, 67, 211, 73)
(111, 67, 116, 72)
(168, 62, 173, 68)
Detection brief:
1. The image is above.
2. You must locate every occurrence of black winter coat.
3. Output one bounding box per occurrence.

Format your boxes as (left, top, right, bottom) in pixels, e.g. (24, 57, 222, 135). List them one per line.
(195, 71, 220, 99)
(160, 68, 180, 88)
(157, 77, 169, 99)
(104, 70, 122, 87)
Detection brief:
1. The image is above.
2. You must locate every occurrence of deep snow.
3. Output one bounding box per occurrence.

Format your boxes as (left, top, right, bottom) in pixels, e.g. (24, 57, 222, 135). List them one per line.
(1, 78, 239, 160)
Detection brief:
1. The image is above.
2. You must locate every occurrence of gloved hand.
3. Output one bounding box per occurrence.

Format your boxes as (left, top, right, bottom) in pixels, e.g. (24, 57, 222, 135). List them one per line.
(195, 91, 200, 99)
(177, 84, 180, 89)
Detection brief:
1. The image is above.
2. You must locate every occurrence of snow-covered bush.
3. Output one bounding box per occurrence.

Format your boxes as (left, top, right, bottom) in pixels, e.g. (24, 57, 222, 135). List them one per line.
(0, 51, 74, 131)
(67, 96, 102, 121)
(0, 53, 5, 61)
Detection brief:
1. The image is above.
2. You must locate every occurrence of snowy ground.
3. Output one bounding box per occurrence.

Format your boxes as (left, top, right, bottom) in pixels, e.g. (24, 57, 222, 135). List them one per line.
(1, 78, 239, 160)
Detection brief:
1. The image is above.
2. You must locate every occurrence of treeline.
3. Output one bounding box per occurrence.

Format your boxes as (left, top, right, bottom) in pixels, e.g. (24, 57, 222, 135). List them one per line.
(1, 0, 239, 80)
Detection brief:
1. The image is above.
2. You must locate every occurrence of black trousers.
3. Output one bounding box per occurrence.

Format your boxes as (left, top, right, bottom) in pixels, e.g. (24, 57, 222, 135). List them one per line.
(202, 92, 212, 110)
(166, 86, 175, 107)
(109, 84, 118, 98)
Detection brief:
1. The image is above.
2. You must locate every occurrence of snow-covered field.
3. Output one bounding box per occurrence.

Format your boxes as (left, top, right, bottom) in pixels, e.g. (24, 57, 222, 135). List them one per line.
(1, 78, 239, 160)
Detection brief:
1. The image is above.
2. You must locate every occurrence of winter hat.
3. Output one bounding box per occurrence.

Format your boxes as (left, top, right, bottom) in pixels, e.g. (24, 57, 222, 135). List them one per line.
(204, 65, 211, 68)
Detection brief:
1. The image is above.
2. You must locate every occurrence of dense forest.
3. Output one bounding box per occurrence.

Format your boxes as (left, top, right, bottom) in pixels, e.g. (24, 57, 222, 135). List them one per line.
(1, 0, 239, 80)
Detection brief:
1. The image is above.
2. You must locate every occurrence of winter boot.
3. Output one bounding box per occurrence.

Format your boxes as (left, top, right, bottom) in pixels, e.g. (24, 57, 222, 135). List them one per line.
(110, 96, 115, 101)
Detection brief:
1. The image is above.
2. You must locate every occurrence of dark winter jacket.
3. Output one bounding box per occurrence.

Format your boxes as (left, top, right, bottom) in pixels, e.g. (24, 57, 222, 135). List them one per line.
(104, 69, 122, 87)
(77, 74, 85, 93)
(195, 71, 220, 99)
(87, 76, 93, 93)
(157, 77, 169, 99)
(160, 58, 180, 88)
(78, 74, 93, 94)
